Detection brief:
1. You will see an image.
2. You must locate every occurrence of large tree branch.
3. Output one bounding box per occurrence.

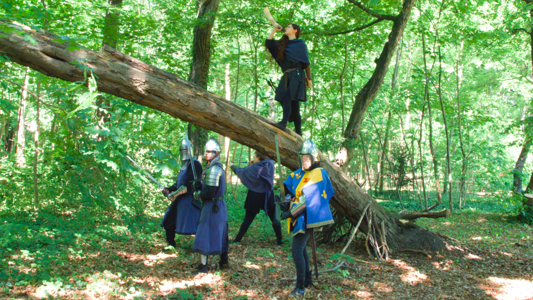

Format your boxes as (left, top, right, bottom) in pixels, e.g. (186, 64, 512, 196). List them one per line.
(327, 19, 385, 36)
(512, 28, 532, 35)
(0, 21, 445, 253)
(347, 0, 397, 21)
(343, 0, 415, 143)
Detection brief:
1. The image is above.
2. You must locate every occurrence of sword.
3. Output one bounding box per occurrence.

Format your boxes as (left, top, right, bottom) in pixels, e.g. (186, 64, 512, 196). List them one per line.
(309, 228, 319, 280)
(185, 135, 198, 182)
(126, 155, 164, 190)
(274, 135, 286, 202)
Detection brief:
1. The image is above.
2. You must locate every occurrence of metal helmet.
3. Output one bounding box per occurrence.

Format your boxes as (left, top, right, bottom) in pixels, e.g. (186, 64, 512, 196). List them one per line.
(180, 137, 193, 161)
(298, 139, 319, 170)
(205, 138, 221, 153)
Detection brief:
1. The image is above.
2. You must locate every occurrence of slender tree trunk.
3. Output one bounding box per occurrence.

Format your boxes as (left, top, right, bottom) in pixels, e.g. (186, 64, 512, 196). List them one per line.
(97, 0, 122, 131)
(437, 45, 453, 212)
(455, 41, 468, 208)
(188, 0, 221, 159)
(15, 67, 30, 166)
(417, 103, 428, 210)
(422, 30, 443, 210)
(342, 0, 416, 167)
(360, 132, 373, 195)
(379, 111, 392, 193)
(514, 138, 532, 193)
(340, 35, 348, 131)
(33, 78, 41, 208)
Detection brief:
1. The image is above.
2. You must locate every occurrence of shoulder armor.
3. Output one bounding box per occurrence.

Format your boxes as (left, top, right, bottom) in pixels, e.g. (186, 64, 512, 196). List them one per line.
(205, 165, 224, 186)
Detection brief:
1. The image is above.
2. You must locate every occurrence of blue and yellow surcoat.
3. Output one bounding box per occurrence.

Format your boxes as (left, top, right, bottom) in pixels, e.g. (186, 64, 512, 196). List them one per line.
(284, 167, 335, 236)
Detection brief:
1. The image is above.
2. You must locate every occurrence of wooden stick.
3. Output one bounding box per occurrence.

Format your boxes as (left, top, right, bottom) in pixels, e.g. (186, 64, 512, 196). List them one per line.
(365, 211, 373, 259)
(229, 142, 239, 205)
(341, 202, 371, 255)
(381, 221, 389, 260)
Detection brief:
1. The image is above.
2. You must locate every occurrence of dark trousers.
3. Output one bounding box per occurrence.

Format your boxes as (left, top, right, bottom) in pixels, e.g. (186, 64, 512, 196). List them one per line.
(234, 209, 282, 243)
(165, 227, 176, 247)
(280, 100, 302, 135)
(292, 230, 311, 282)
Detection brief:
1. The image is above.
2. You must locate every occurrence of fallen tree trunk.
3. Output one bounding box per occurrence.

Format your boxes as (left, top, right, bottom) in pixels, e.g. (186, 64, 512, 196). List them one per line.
(398, 209, 449, 221)
(0, 21, 445, 253)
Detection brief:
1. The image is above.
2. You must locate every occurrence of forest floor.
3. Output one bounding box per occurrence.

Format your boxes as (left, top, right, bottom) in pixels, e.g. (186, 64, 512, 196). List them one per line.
(1, 189, 533, 299)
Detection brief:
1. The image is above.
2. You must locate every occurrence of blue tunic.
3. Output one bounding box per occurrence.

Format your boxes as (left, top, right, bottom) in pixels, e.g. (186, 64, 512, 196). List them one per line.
(284, 167, 335, 236)
(193, 162, 229, 256)
(161, 160, 202, 235)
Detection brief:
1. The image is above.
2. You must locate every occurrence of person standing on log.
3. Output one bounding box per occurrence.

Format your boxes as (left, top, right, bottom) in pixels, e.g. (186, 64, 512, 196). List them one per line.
(279, 139, 334, 295)
(192, 138, 229, 274)
(229, 151, 283, 245)
(266, 24, 312, 136)
(161, 138, 203, 251)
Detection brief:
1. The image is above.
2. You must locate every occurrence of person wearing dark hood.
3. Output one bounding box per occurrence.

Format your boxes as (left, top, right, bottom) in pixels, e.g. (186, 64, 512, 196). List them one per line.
(229, 151, 283, 245)
(280, 139, 334, 296)
(192, 138, 229, 274)
(160, 137, 203, 250)
(266, 23, 311, 136)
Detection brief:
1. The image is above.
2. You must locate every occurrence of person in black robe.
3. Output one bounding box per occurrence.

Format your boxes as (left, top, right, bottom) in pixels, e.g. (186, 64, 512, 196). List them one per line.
(229, 151, 283, 245)
(266, 23, 312, 136)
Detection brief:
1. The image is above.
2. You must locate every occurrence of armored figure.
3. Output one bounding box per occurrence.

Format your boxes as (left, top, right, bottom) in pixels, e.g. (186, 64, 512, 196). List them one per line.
(192, 138, 229, 274)
(161, 137, 203, 249)
(280, 139, 335, 295)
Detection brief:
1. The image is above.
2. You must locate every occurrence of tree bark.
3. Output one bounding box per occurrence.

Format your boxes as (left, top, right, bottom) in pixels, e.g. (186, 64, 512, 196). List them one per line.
(0, 21, 446, 253)
(422, 30, 443, 211)
(33, 78, 41, 208)
(187, 0, 221, 159)
(97, 0, 122, 131)
(455, 41, 468, 208)
(417, 103, 428, 210)
(437, 45, 453, 212)
(341, 0, 416, 167)
(514, 138, 532, 193)
(15, 67, 30, 166)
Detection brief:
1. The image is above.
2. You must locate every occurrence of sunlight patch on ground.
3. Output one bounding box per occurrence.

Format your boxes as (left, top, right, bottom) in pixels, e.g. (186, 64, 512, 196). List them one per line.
(391, 259, 429, 285)
(116, 251, 177, 266)
(479, 277, 533, 300)
(158, 273, 223, 293)
(243, 263, 261, 270)
(442, 221, 452, 226)
(373, 281, 394, 293)
(431, 260, 454, 271)
(351, 290, 374, 298)
(477, 218, 487, 223)
(464, 253, 482, 260)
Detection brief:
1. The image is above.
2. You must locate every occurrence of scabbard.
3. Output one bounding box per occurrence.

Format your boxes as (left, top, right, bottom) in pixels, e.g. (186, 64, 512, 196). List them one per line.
(309, 228, 318, 280)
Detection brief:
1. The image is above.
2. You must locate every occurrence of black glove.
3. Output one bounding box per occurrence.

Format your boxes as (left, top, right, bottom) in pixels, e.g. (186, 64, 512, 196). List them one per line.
(279, 201, 291, 212)
(230, 165, 237, 173)
(280, 211, 292, 220)
(162, 188, 170, 197)
(193, 180, 202, 191)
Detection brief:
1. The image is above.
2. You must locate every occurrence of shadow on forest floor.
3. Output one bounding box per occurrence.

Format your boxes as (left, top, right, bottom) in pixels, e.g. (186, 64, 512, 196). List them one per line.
(1, 189, 532, 299)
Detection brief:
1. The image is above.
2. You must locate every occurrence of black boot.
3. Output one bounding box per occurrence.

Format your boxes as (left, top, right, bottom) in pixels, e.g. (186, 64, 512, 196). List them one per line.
(164, 228, 176, 252)
(193, 263, 208, 275)
(290, 279, 305, 296)
(304, 271, 313, 288)
(273, 122, 287, 131)
(219, 252, 229, 269)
